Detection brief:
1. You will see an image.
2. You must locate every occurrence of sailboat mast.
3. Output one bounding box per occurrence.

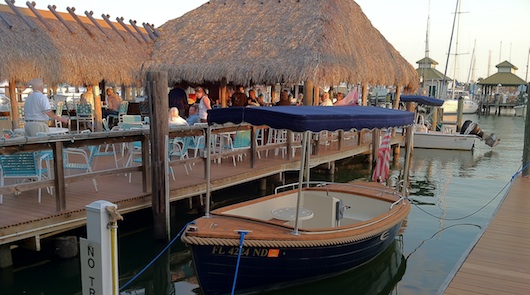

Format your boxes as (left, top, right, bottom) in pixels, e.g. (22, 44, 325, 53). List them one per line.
(524, 48, 530, 83)
(451, 0, 462, 100)
(441, 0, 460, 99)
(425, 0, 431, 58)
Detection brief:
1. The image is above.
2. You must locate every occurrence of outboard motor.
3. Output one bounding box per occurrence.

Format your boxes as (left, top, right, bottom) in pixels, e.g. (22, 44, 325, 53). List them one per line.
(460, 120, 500, 147)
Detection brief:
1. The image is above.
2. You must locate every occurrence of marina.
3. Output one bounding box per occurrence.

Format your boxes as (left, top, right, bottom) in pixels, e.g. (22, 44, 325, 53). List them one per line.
(0, 0, 528, 294)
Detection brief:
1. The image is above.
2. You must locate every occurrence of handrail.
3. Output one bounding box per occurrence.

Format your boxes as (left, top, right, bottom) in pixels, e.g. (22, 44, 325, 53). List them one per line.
(0, 125, 368, 212)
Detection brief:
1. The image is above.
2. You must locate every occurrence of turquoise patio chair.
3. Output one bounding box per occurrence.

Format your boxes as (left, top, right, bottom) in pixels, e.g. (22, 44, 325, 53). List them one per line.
(0, 152, 49, 203)
(107, 101, 129, 127)
(63, 148, 98, 191)
(76, 103, 94, 132)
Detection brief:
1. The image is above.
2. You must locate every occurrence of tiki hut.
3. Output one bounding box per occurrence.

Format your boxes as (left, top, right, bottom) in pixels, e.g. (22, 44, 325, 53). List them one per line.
(147, 0, 419, 100)
(0, 2, 153, 86)
(0, 2, 154, 129)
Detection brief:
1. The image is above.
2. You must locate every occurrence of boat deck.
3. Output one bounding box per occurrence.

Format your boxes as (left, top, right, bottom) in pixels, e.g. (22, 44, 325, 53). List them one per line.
(441, 175, 530, 294)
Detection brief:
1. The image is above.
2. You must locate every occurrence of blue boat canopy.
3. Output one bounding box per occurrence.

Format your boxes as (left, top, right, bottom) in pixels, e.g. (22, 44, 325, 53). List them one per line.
(400, 95, 444, 106)
(207, 106, 414, 133)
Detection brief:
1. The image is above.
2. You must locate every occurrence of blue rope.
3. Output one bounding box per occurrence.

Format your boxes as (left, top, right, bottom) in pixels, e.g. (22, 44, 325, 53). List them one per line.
(511, 161, 530, 181)
(231, 230, 250, 295)
(119, 221, 195, 291)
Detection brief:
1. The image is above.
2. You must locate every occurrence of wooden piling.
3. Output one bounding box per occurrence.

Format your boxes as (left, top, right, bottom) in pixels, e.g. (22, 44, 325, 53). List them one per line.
(523, 83, 530, 177)
(147, 71, 170, 241)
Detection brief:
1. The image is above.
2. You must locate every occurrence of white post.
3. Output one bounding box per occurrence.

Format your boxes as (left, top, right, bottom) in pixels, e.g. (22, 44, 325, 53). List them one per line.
(80, 200, 120, 295)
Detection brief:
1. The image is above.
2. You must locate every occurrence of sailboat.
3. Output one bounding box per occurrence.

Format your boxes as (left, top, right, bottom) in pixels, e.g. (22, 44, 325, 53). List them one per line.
(440, 0, 479, 115)
(181, 106, 414, 295)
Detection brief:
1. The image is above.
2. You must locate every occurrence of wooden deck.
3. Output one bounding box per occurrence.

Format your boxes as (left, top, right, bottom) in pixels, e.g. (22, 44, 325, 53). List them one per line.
(0, 131, 397, 248)
(440, 175, 530, 295)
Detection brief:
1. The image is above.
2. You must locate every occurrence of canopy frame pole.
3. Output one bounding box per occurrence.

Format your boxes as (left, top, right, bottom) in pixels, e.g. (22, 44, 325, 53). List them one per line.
(291, 131, 310, 236)
(205, 125, 212, 217)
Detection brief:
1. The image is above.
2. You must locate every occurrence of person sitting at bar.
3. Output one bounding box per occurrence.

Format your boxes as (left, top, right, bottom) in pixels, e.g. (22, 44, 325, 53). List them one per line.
(168, 107, 188, 126)
(186, 104, 200, 125)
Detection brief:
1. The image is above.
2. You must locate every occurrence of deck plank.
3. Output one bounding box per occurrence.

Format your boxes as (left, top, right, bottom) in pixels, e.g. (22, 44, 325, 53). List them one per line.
(442, 176, 530, 295)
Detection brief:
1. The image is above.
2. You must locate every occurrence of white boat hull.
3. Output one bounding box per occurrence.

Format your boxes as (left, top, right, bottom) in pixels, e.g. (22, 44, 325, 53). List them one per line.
(414, 131, 476, 151)
(442, 99, 479, 114)
(514, 105, 527, 117)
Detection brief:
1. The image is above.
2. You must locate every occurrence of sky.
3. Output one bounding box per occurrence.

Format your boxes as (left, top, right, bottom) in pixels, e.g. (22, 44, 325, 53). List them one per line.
(33, 0, 530, 83)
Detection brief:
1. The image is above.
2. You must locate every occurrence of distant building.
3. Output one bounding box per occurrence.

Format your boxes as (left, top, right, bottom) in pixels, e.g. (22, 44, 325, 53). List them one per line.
(416, 57, 452, 98)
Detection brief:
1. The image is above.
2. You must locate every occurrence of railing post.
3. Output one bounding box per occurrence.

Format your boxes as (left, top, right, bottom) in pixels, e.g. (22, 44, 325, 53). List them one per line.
(53, 141, 66, 211)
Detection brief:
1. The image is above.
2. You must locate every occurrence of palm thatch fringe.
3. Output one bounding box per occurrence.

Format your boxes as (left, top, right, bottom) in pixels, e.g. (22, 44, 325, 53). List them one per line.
(0, 3, 151, 86)
(147, 0, 418, 91)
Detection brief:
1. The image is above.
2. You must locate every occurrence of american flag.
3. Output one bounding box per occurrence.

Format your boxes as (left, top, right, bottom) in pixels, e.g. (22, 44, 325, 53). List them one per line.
(372, 130, 392, 182)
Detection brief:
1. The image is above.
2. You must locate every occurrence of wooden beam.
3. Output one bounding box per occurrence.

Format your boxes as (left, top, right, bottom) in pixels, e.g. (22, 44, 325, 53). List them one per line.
(129, 19, 149, 43)
(102, 14, 125, 41)
(116, 17, 142, 43)
(0, 11, 13, 29)
(85, 11, 110, 38)
(6, 0, 36, 30)
(26, 1, 53, 32)
(66, 7, 94, 37)
(142, 22, 156, 40)
(48, 5, 75, 34)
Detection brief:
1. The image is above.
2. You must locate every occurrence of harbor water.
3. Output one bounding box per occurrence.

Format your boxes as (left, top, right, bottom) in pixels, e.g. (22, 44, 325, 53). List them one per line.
(0, 114, 525, 295)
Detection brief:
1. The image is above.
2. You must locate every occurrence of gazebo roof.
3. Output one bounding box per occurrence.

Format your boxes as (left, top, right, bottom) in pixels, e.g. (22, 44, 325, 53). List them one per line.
(478, 61, 526, 86)
(0, 2, 153, 86)
(146, 0, 418, 91)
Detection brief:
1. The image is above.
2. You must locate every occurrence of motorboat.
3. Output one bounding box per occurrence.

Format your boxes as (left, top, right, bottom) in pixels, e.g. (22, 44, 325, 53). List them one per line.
(441, 98, 479, 114)
(181, 106, 414, 295)
(401, 95, 499, 150)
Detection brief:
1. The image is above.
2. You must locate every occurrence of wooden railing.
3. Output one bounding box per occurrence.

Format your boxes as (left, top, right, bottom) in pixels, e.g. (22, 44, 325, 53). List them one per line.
(0, 124, 368, 211)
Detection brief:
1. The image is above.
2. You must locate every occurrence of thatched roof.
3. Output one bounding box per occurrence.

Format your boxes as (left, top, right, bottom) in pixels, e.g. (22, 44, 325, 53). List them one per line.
(0, 3, 153, 86)
(147, 0, 419, 91)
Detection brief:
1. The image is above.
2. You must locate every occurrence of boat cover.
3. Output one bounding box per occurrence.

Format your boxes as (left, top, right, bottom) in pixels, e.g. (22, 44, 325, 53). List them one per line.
(400, 95, 444, 106)
(207, 106, 413, 132)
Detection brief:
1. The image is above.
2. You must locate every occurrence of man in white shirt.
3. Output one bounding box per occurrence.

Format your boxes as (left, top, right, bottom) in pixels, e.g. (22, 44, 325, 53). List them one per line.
(24, 78, 68, 136)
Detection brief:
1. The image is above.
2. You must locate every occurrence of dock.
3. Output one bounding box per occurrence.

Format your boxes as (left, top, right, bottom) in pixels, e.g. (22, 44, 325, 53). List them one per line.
(440, 175, 530, 294)
(0, 127, 402, 266)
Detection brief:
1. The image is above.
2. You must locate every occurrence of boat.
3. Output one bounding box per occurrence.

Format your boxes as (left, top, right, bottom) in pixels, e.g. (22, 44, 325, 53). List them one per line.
(441, 98, 479, 114)
(181, 106, 414, 295)
(401, 95, 499, 150)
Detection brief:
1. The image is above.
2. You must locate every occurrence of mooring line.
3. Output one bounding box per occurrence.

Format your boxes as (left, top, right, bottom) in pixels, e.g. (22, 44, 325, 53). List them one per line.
(119, 221, 195, 291)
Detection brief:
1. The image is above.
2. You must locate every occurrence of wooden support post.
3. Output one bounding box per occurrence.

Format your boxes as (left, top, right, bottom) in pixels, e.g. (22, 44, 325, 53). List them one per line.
(371, 129, 380, 168)
(393, 86, 402, 109)
(251, 126, 257, 168)
(220, 78, 227, 108)
(147, 71, 169, 241)
(53, 141, 66, 211)
(141, 134, 150, 192)
(456, 96, 464, 131)
(361, 83, 368, 106)
(8, 80, 18, 129)
(0, 244, 12, 268)
(304, 81, 313, 106)
(523, 83, 530, 177)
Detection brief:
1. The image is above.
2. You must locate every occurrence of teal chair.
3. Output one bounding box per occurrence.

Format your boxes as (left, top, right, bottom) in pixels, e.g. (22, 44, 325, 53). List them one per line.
(63, 148, 98, 191)
(107, 101, 129, 127)
(223, 130, 251, 166)
(0, 152, 49, 203)
(76, 103, 93, 132)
